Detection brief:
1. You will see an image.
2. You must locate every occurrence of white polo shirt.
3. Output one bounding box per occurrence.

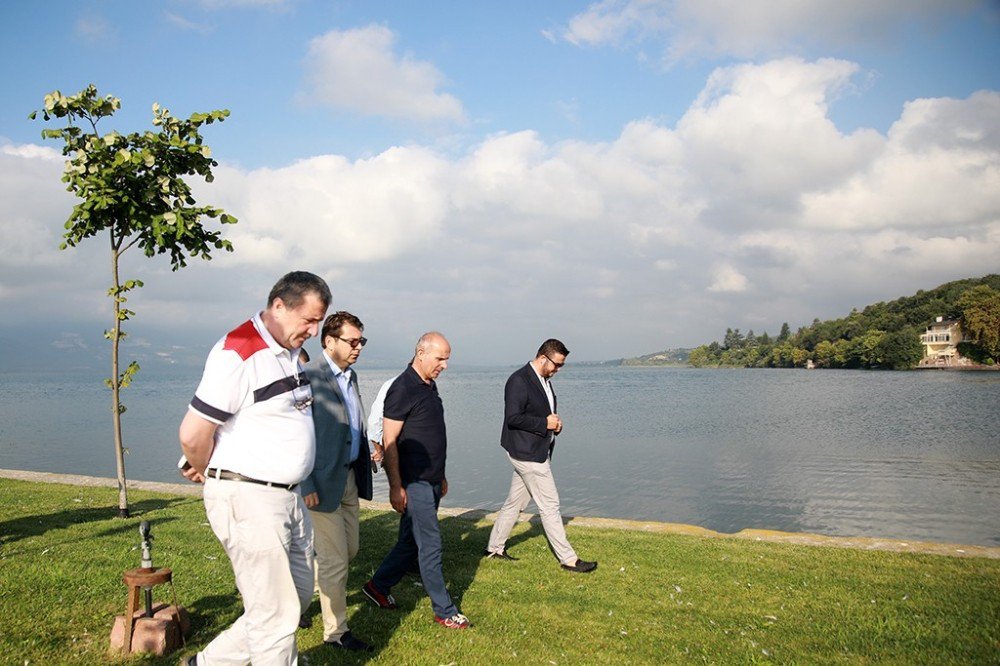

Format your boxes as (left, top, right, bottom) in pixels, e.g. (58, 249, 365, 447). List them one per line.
(188, 312, 316, 485)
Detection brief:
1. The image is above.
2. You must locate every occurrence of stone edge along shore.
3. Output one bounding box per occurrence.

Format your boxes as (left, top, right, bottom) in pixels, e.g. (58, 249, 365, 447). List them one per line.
(2, 468, 997, 560)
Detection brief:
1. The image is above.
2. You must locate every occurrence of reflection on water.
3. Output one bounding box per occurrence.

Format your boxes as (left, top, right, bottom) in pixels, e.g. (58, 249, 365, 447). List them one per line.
(1, 367, 998, 546)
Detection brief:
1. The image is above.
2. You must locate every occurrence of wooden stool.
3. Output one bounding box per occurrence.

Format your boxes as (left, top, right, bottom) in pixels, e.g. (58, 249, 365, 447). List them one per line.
(111, 567, 187, 655)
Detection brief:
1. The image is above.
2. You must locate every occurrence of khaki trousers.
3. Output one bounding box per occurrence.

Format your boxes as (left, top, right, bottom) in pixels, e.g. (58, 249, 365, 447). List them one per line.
(310, 473, 360, 642)
(199, 478, 314, 666)
(487, 454, 577, 565)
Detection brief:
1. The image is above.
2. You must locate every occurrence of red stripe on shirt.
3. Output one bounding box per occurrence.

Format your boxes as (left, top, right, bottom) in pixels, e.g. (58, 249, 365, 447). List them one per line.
(223, 319, 269, 360)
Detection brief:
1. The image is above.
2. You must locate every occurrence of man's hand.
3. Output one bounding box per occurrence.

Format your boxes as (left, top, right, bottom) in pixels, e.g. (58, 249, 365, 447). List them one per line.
(372, 442, 385, 464)
(303, 492, 319, 509)
(547, 413, 563, 433)
(180, 466, 205, 484)
(390, 485, 407, 513)
(441, 478, 448, 498)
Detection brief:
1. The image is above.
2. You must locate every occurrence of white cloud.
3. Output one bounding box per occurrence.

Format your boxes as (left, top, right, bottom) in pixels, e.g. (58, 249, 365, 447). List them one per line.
(0, 143, 77, 270)
(708, 264, 749, 293)
(561, 0, 986, 64)
(3, 56, 997, 361)
(195, 0, 289, 8)
(563, 0, 673, 48)
(74, 15, 116, 45)
(800, 91, 1000, 231)
(301, 25, 465, 123)
(203, 146, 453, 270)
(677, 58, 883, 229)
(164, 12, 214, 34)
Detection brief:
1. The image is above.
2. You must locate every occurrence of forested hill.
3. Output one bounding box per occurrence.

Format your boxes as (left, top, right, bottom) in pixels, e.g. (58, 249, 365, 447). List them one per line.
(639, 275, 1000, 370)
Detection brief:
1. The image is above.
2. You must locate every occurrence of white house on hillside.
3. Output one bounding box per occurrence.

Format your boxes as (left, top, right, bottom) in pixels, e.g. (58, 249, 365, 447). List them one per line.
(919, 317, 968, 367)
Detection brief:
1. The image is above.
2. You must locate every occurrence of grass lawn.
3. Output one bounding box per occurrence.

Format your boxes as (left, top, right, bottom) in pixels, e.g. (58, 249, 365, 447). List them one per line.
(0, 478, 998, 664)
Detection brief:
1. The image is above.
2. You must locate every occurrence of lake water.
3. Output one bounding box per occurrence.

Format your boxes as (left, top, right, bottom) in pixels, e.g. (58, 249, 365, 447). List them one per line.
(1, 366, 998, 546)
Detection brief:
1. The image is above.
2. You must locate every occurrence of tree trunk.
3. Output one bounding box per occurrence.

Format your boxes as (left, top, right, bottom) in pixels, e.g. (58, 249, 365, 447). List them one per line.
(111, 246, 130, 518)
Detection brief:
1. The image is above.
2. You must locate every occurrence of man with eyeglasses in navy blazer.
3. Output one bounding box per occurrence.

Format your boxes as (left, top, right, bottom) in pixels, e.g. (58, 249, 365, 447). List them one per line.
(484, 338, 597, 573)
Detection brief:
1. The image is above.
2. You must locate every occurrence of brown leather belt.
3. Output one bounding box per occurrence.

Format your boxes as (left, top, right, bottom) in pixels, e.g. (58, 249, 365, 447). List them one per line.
(206, 468, 298, 491)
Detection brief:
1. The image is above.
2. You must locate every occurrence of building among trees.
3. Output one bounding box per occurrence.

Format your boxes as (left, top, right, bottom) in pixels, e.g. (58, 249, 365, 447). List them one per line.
(918, 317, 968, 367)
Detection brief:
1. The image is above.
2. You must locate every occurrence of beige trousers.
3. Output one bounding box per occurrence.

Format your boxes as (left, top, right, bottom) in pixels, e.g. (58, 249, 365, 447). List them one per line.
(199, 477, 314, 666)
(310, 473, 360, 642)
(487, 454, 578, 565)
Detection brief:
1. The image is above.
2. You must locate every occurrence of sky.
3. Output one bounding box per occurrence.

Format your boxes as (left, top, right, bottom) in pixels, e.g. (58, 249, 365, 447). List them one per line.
(1, 0, 998, 371)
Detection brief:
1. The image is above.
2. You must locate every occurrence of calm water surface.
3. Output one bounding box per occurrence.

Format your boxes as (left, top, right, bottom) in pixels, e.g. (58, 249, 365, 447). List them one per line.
(1, 366, 998, 546)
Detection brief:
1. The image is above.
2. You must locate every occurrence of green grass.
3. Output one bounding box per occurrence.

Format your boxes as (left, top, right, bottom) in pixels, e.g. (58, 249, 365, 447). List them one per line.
(1, 478, 998, 665)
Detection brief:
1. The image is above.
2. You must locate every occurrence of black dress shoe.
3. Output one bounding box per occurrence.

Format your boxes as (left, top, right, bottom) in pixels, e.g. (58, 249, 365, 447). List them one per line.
(561, 559, 597, 573)
(483, 548, 519, 561)
(325, 630, 374, 652)
(298, 613, 312, 629)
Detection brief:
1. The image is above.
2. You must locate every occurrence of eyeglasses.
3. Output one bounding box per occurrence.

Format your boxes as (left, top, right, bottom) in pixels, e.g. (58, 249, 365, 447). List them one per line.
(293, 394, 314, 411)
(544, 354, 565, 368)
(337, 336, 368, 349)
(292, 374, 313, 411)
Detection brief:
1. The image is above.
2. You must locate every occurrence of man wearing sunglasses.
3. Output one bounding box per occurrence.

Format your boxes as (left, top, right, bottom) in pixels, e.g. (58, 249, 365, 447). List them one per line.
(484, 338, 597, 574)
(300, 311, 375, 652)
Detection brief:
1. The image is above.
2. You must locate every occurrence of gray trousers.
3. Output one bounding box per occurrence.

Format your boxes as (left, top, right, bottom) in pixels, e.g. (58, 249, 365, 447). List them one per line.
(487, 454, 577, 565)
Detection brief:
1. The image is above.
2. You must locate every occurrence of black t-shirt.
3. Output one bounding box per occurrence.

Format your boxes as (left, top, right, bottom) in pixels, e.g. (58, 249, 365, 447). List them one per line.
(384, 365, 447, 483)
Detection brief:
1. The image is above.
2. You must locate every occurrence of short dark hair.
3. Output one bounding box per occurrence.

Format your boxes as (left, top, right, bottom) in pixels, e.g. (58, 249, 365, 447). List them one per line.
(536, 338, 569, 358)
(321, 311, 364, 344)
(267, 271, 331, 310)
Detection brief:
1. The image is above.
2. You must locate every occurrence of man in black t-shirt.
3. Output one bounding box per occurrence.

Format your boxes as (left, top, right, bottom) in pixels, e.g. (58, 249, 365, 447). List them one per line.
(361, 332, 471, 629)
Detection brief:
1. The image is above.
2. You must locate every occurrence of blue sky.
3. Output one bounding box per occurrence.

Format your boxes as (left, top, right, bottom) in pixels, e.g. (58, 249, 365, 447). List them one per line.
(1, 0, 998, 370)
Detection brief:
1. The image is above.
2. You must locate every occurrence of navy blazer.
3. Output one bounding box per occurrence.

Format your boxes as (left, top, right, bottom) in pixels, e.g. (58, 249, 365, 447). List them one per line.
(500, 363, 558, 463)
(300, 356, 373, 510)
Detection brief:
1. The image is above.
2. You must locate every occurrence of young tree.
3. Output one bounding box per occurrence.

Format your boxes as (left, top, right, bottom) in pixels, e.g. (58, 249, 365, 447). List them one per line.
(31, 85, 237, 517)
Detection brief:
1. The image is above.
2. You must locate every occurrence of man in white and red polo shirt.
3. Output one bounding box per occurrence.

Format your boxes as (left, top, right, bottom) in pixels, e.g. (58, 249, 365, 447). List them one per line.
(179, 271, 331, 666)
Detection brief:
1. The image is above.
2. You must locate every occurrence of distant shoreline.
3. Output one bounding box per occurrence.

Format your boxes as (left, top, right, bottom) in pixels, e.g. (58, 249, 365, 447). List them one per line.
(619, 362, 1000, 371)
(2, 467, 997, 560)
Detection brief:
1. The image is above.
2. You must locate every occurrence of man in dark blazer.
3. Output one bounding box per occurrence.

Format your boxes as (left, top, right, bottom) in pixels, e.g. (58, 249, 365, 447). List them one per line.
(300, 311, 374, 651)
(484, 339, 597, 573)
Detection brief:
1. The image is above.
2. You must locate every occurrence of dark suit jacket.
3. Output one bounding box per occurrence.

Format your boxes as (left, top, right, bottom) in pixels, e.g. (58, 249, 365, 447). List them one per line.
(500, 362, 558, 463)
(300, 356, 373, 510)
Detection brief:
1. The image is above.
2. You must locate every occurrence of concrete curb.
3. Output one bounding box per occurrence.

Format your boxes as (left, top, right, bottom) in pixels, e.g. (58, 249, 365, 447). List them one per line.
(2, 468, 997, 560)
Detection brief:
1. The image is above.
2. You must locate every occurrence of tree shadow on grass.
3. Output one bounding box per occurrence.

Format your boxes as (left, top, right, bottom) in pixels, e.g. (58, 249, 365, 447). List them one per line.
(183, 592, 243, 641)
(0, 497, 188, 547)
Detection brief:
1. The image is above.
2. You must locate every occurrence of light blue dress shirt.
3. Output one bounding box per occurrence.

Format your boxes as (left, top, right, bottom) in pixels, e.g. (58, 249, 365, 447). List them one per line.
(324, 353, 362, 462)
